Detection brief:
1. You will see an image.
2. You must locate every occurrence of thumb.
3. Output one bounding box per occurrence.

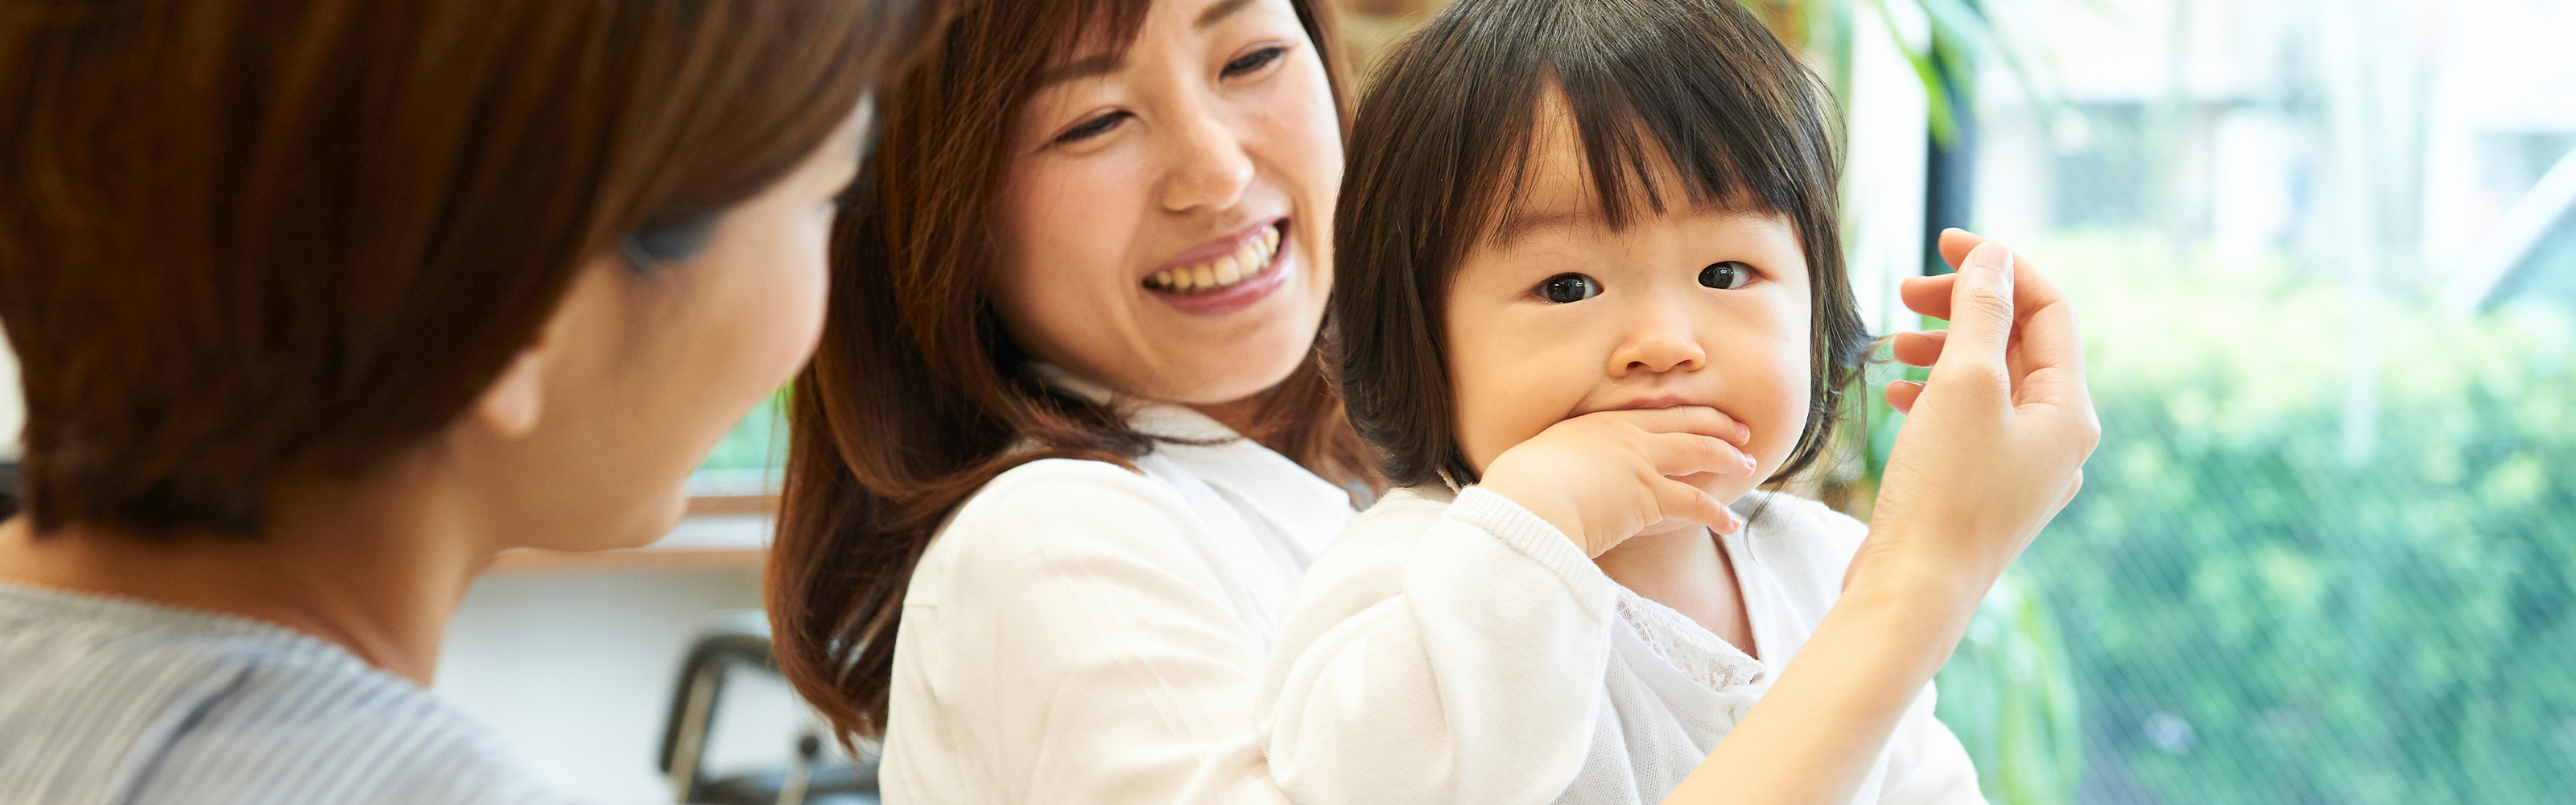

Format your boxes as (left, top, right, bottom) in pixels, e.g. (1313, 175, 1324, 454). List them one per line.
(1927, 242, 2016, 387)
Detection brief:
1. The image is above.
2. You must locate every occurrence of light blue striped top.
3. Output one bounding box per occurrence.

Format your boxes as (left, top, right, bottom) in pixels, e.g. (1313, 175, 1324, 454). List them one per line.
(0, 581, 576, 805)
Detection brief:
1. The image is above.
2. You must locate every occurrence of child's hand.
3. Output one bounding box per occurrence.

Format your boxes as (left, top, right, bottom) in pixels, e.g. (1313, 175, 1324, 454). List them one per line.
(1860, 229, 2100, 597)
(1475, 406, 1757, 557)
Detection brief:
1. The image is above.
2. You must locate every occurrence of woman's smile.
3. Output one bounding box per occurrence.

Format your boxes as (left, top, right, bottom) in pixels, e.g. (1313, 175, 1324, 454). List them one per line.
(1143, 219, 1293, 316)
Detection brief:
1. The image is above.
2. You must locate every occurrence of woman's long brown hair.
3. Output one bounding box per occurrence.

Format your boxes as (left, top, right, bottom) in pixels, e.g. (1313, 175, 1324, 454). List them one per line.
(767, 0, 1370, 744)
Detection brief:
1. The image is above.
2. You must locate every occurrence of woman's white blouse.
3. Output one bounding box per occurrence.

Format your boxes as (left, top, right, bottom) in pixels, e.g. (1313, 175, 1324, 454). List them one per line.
(1257, 486, 1986, 805)
(877, 374, 1356, 803)
(878, 369, 1979, 804)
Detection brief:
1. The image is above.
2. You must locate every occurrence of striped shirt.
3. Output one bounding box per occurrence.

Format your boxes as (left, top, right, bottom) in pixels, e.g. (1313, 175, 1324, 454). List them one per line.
(0, 581, 576, 805)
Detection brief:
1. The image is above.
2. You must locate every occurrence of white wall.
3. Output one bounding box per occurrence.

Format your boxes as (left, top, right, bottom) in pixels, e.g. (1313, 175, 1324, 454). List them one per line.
(1, 333, 21, 459)
(434, 568, 778, 804)
(1841, 0, 1932, 333)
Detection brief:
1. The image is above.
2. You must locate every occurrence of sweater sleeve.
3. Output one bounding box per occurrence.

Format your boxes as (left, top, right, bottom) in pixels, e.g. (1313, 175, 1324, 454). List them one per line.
(1876, 683, 1987, 805)
(1257, 487, 1620, 805)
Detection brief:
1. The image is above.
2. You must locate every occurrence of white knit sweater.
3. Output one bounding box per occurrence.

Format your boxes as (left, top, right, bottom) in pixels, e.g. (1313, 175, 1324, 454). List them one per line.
(1257, 486, 1986, 805)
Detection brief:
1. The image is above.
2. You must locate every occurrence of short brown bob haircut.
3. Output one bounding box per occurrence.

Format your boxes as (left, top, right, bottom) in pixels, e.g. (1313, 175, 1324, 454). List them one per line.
(0, 0, 923, 537)
(1332, 0, 1869, 489)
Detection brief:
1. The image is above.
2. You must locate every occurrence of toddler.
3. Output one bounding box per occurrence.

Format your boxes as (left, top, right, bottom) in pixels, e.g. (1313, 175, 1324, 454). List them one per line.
(1257, 0, 1984, 802)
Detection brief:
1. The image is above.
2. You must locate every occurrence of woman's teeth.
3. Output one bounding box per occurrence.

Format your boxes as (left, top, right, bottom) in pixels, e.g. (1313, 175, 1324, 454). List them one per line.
(1145, 225, 1282, 294)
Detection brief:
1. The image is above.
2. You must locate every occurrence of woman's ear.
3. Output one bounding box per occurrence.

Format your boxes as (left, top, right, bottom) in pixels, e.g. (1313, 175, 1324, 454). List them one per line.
(475, 348, 547, 439)
(471, 256, 622, 440)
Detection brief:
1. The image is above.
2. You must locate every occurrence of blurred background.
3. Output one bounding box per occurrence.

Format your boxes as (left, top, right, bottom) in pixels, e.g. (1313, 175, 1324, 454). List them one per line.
(1721, 0, 2576, 802)
(5, 0, 2568, 803)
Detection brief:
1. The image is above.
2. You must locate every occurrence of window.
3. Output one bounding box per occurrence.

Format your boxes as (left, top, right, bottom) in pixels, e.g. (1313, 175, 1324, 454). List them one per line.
(688, 390, 788, 511)
(1925, 0, 2576, 799)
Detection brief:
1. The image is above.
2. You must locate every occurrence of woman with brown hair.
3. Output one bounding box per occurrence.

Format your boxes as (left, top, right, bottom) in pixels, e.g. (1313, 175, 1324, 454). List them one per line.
(768, 0, 1366, 799)
(0, 1, 919, 803)
(771, 0, 2093, 803)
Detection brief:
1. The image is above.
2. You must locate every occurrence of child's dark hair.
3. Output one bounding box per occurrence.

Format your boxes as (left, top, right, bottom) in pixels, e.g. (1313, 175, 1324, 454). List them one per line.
(1332, 0, 1868, 489)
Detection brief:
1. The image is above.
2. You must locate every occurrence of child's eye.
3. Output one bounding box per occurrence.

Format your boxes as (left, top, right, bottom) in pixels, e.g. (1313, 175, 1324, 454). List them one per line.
(1537, 273, 1602, 303)
(1699, 261, 1753, 291)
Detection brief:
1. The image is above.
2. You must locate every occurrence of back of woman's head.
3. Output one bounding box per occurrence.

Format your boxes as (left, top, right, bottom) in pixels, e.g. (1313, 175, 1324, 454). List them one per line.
(770, 0, 1365, 743)
(0, 0, 923, 536)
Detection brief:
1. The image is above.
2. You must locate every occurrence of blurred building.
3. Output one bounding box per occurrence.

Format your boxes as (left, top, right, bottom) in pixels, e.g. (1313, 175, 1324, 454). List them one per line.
(1970, 0, 2576, 308)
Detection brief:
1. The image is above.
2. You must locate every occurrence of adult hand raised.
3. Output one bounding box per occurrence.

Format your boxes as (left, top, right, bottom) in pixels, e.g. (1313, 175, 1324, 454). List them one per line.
(1864, 228, 2099, 594)
(1658, 229, 2097, 805)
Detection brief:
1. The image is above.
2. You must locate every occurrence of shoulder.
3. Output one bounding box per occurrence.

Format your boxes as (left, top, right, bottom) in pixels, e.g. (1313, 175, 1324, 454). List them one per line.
(1294, 487, 1455, 587)
(143, 672, 568, 805)
(0, 592, 570, 805)
(960, 456, 1197, 521)
(939, 456, 1202, 547)
(963, 455, 1191, 515)
(1736, 490, 1869, 597)
(909, 457, 1212, 606)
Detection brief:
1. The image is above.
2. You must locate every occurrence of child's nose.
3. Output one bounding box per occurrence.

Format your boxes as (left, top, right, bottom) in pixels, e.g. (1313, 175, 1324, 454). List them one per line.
(1608, 308, 1707, 377)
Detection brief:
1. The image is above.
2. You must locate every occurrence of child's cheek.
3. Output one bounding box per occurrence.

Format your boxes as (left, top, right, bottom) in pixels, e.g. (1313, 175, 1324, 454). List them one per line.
(1744, 336, 1814, 477)
(1453, 342, 1588, 474)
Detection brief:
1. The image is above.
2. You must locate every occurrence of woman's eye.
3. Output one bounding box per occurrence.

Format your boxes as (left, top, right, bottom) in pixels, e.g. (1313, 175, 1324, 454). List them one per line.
(1537, 273, 1603, 303)
(1051, 111, 1130, 147)
(1699, 261, 1753, 291)
(1222, 46, 1286, 78)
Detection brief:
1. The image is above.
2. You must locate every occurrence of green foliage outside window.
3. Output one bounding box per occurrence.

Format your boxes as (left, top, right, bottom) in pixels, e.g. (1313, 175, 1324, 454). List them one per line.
(1917, 231, 2576, 803)
(693, 389, 789, 496)
(1934, 570, 2083, 803)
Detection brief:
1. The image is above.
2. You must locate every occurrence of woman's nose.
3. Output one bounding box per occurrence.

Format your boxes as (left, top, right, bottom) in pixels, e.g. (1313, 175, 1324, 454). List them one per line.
(1155, 105, 1255, 214)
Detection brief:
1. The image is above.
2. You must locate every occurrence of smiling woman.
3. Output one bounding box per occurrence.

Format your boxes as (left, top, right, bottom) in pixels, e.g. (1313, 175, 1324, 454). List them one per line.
(989, 0, 1348, 406)
(766, 0, 1373, 800)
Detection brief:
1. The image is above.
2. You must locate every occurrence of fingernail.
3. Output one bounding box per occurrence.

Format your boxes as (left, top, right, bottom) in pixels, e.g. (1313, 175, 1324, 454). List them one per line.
(1968, 241, 2013, 272)
(1740, 454, 1757, 476)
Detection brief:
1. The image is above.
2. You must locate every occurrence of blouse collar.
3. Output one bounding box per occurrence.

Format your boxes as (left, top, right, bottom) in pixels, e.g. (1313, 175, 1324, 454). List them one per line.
(1024, 362, 1244, 442)
(1024, 362, 1358, 542)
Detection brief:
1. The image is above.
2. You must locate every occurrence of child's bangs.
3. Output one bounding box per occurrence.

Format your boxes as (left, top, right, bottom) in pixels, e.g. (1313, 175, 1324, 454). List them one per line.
(1453, 2, 1838, 251)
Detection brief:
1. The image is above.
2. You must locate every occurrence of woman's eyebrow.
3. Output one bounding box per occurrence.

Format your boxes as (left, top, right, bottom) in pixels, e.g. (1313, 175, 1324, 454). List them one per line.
(1037, 54, 1123, 88)
(1037, 0, 1261, 89)
(1195, 0, 1260, 29)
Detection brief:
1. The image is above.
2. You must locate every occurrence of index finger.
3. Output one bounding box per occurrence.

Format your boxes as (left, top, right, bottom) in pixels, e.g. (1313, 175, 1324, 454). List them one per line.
(1936, 227, 1992, 275)
(1937, 230, 2086, 389)
(1898, 229, 2071, 325)
(1587, 405, 1752, 447)
(1919, 233, 2094, 414)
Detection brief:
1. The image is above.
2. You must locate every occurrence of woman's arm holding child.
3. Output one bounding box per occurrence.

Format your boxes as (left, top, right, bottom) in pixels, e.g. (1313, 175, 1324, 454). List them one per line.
(1263, 232, 2087, 805)
(1661, 233, 2098, 805)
